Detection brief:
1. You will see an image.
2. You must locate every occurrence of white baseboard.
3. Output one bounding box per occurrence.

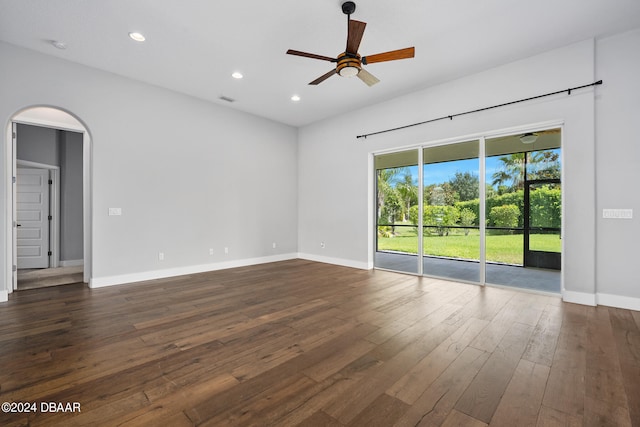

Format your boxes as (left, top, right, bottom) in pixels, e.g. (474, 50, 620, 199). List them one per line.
(89, 252, 369, 289)
(297, 253, 370, 270)
(562, 290, 597, 306)
(60, 259, 84, 267)
(563, 290, 640, 311)
(89, 253, 298, 288)
(597, 293, 640, 311)
(0, 290, 8, 303)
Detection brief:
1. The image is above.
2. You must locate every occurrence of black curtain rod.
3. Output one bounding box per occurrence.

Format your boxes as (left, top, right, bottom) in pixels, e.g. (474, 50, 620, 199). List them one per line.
(356, 80, 603, 139)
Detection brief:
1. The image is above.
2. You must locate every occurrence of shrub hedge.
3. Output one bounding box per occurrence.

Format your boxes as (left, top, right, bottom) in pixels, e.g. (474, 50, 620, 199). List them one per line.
(408, 185, 561, 228)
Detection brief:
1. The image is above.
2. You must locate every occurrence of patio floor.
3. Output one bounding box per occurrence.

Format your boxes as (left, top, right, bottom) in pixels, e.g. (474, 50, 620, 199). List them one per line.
(374, 251, 561, 294)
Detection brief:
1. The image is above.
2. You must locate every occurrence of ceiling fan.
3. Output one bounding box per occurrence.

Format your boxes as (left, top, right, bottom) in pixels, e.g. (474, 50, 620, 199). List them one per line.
(490, 129, 561, 145)
(286, 1, 415, 87)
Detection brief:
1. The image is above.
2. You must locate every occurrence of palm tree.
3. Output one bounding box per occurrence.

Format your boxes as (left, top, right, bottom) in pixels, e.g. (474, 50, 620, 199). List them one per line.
(395, 172, 417, 221)
(491, 150, 561, 191)
(377, 167, 414, 235)
(491, 153, 525, 191)
(377, 168, 399, 220)
(528, 150, 560, 180)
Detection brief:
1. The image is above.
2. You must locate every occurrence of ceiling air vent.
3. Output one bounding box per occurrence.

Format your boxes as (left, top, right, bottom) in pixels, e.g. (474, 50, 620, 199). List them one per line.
(219, 96, 236, 103)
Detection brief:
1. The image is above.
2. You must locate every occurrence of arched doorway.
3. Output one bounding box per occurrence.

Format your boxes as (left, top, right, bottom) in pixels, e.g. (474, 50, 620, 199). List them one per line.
(5, 106, 91, 292)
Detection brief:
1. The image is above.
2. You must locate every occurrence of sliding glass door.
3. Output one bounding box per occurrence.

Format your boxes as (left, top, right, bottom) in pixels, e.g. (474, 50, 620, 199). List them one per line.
(484, 130, 561, 292)
(373, 128, 561, 294)
(422, 140, 480, 283)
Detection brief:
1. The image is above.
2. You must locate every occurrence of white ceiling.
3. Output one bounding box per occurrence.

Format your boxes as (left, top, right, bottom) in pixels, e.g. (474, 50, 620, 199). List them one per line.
(1, 1, 640, 127)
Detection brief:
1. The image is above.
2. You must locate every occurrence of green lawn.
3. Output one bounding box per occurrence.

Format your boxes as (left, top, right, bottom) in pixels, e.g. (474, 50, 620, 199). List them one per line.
(377, 228, 561, 265)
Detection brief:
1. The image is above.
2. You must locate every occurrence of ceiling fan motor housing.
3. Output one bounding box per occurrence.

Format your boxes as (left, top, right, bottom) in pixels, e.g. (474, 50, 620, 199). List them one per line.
(342, 1, 356, 15)
(337, 52, 361, 77)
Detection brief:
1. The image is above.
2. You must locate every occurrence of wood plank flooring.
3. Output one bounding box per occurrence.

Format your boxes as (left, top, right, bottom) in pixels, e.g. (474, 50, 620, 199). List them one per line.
(0, 259, 638, 426)
(16, 266, 84, 290)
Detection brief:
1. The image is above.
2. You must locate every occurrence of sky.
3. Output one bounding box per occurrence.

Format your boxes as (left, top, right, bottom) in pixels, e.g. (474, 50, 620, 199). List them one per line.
(394, 157, 503, 187)
(389, 149, 561, 188)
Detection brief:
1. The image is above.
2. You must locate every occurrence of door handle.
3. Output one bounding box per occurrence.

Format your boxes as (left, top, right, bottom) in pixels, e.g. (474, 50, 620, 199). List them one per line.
(16, 224, 21, 227)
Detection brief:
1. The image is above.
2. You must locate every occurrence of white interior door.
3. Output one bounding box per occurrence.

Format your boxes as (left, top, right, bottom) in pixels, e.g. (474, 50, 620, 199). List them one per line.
(17, 168, 50, 269)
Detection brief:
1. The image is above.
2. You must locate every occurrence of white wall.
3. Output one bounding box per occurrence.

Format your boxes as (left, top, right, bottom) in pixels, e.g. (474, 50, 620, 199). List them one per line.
(16, 123, 59, 166)
(1, 41, 298, 292)
(298, 39, 600, 303)
(595, 28, 640, 307)
(59, 130, 84, 262)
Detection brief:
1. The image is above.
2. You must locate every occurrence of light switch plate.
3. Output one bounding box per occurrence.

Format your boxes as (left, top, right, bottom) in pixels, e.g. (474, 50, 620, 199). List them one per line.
(602, 208, 633, 219)
(108, 207, 122, 216)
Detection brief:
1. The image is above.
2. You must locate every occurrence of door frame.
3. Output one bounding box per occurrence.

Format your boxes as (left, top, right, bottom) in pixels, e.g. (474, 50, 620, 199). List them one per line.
(4, 106, 92, 293)
(369, 119, 565, 294)
(523, 178, 562, 269)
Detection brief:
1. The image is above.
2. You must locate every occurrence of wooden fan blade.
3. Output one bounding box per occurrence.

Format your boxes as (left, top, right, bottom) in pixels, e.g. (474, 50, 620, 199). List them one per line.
(346, 20, 366, 54)
(362, 47, 415, 64)
(357, 68, 380, 87)
(309, 69, 337, 85)
(286, 49, 336, 62)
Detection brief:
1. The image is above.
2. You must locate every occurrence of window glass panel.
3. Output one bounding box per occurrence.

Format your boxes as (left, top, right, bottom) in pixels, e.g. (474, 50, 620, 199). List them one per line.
(422, 140, 480, 283)
(374, 150, 419, 274)
(485, 129, 561, 292)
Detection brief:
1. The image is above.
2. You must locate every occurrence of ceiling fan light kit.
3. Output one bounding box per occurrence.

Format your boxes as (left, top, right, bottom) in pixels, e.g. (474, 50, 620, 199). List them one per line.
(286, 1, 415, 86)
(337, 53, 361, 77)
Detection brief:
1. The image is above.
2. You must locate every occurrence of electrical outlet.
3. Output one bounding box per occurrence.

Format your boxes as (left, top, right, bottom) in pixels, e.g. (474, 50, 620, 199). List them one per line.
(272, 242, 277, 249)
(209, 248, 214, 255)
(224, 247, 229, 254)
(320, 242, 325, 249)
(108, 207, 122, 216)
(158, 252, 164, 261)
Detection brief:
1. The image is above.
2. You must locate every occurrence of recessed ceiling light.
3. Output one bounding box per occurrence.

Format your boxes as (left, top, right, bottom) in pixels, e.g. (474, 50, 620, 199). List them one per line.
(128, 32, 146, 42)
(291, 95, 301, 102)
(51, 40, 67, 50)
(232, 72, 243, 79)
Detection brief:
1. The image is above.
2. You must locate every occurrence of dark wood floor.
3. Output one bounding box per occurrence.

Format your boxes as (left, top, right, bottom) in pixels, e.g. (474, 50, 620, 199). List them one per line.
(17, 266, 84, 290)
(0, 259, 638, 426)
